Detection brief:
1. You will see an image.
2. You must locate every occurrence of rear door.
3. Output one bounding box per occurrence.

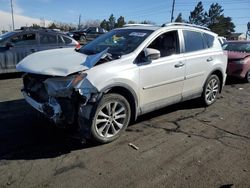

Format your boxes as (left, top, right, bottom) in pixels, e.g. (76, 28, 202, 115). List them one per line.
(181, 30, 212, 98)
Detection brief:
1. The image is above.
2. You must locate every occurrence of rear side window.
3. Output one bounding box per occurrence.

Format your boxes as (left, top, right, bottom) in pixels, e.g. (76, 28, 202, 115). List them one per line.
(40, 34, 57, 45)
(58, 35, 65, 44)
(204, 33, 215, 48)
(183, 30, 205, 53)
(62, 36, 72, 44)
(10, 33, 36, 46)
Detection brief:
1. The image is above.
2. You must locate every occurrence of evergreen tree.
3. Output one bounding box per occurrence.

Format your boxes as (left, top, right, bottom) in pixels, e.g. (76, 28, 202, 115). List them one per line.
(116, 16, 126, 28)
(100, 19, 109, 30)
(175, 13, 184, 22)
(128, 20, 136, 24)
(108, 14, 116, 30)
(206, 3, 235, 37)
(189, 1, 205, 25)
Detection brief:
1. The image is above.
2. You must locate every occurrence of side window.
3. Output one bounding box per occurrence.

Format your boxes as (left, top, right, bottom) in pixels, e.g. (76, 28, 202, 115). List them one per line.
(58, 35, 65, 44)
(89, 27, 97, 33)
(204, 33, 215, 48)
(40, 34, 57, 45)
(148, 30, 180, 58)
(183, 30, 206, 53)
(10, 33, 36, 46)
(62, 36, 72, 44)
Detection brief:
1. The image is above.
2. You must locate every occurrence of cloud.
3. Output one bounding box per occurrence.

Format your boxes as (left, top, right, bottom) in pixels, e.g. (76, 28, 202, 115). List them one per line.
(0, 10, 51, 31)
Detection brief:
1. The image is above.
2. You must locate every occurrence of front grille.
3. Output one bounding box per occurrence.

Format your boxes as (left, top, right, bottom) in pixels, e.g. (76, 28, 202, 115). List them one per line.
(23, 74, 51, 103)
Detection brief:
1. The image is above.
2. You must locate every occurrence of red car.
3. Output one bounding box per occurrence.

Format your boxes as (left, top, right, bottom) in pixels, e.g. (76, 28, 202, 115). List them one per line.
(223, 41, 250, 83)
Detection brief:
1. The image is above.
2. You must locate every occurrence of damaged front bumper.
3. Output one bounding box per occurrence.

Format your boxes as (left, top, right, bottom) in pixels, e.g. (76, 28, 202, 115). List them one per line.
(22, 91, 62, 124)
(22, 73, 100, 126)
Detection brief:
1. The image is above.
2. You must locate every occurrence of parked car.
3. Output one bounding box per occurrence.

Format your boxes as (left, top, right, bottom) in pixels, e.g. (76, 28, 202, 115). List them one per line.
(69, 27, 107, 44)
(223, 41, 250, 82)
(0, 27, 80, 74)
(218, 36, 227, 46)
(17, 23, 227, 143)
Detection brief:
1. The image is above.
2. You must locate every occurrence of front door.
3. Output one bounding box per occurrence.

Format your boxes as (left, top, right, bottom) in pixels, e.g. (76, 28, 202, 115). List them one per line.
(138, 30, 185, 113)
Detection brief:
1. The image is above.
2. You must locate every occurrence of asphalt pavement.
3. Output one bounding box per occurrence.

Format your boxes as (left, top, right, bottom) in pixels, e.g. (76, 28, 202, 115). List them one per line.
(0, 74, 249, 188)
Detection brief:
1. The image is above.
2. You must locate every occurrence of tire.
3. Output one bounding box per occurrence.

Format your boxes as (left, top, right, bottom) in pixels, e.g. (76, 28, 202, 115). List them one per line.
(202, 74, 221, 106)
(90, 93, 131, 143)
(245, 70, 250, 83)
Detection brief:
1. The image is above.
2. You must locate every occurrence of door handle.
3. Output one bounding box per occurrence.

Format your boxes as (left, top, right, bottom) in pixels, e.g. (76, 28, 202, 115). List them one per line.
(207, 57, 213, 62)
(175, 62, 185, 68)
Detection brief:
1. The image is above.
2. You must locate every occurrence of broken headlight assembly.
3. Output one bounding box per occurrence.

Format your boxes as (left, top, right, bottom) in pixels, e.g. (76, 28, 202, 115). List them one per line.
(44, 73, 87, 97)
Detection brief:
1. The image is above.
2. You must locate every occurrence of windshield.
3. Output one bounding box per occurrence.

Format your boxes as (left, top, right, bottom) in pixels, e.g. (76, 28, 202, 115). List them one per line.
(79, 29, 153, 57)
(0, 31, 15, 41)
(223, 42, 250, 53)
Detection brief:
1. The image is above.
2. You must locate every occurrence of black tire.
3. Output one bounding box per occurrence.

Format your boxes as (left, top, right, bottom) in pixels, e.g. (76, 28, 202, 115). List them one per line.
(202, 74, 221, 106)
(245, 70, 250, 83)
(90, 93, 131, 143)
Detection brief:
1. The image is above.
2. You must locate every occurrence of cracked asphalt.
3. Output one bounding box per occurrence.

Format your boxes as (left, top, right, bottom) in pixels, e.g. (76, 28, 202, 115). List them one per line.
(0, 74, 249, 188)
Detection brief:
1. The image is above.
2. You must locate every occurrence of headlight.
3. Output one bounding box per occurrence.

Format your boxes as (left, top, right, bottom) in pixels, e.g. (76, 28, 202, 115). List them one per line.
(44, 73, 87, 97)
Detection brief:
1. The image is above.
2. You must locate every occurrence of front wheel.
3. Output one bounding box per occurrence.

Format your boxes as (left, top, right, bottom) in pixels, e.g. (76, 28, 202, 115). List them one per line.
(91, 94, 131, 143)
(202, 74, 221, 106)
(245, 70, 250, 83)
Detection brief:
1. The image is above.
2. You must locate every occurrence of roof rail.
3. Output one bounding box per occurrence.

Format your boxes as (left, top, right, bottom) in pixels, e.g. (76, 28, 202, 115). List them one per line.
(123, 24, 155, 27)
(162, 22, 210, 31)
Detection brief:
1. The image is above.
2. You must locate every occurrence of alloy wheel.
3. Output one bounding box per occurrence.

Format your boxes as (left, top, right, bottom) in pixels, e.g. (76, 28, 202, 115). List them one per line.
(95, 101, 127, 138)
(205, 77, 219, 104)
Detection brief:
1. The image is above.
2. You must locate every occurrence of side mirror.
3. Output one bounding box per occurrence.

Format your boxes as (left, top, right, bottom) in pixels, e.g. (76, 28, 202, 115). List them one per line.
(144, 48, 160, 61)
(5, 42, 14, 49)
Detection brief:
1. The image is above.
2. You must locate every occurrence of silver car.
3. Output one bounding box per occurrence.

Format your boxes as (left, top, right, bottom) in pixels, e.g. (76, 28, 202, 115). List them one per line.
(17, 23, 227, 143)
(0, 27, 79, 74)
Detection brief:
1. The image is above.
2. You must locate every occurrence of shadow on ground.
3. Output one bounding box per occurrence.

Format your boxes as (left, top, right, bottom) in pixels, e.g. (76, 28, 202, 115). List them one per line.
(0, 97, 205, 161)
(0, 72, 23, 80)
(225, 76, 247, 85)
(0, 99, 98, 160)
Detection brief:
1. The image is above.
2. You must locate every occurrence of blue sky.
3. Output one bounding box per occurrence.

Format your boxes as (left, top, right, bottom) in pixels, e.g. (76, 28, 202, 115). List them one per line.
(0, 0, 249, 33)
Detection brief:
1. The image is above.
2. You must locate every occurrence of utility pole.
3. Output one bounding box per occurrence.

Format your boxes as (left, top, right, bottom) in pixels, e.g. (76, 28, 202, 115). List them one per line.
(10, 0, 15, 30)
(78, 14, 81, 30)
(170, 0, 175, 22)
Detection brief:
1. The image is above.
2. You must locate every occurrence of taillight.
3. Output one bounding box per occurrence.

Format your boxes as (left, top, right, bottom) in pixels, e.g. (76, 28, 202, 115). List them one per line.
(75, 42, 81, 50)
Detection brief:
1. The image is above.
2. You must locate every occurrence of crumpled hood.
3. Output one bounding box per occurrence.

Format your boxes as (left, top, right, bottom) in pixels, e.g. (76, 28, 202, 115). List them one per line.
(16, 48, 109, 76)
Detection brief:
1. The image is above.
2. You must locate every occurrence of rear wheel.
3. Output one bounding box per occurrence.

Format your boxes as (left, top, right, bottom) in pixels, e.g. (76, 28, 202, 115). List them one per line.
(91, 94, 131, 143)
(202, 74, 221, 106)
(245, 70, 250, 83)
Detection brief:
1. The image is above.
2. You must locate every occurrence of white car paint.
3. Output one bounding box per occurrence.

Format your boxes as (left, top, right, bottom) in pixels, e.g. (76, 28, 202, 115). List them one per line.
(17, 23, 227, 122)
(17, 48, 89, 76)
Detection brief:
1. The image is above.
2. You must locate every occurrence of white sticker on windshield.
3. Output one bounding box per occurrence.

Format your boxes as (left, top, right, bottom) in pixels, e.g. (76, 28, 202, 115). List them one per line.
(129, 32, 147, 37)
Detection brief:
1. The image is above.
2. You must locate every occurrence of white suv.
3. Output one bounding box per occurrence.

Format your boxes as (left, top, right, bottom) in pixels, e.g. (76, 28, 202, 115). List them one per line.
(17, 23, 227, 143)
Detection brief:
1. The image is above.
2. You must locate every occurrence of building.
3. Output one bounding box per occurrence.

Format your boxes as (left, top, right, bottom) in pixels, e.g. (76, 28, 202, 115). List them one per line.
(229, 33, 246, 40)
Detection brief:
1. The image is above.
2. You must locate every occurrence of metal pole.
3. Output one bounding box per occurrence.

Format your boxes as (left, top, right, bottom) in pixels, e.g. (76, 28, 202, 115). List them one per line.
(10, 0, 15, 30)
(78, 14, 81, 30)
(170, 0, 175, 22)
